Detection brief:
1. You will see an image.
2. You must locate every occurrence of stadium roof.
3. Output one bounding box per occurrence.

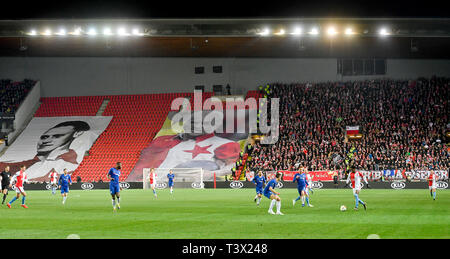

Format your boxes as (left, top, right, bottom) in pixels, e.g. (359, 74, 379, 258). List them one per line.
(1, 18, 450, 37)
(0, 18, 450, 58)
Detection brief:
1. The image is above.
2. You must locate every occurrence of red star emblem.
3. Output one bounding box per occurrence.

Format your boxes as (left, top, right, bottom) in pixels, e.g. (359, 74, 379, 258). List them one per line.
(184, 144, 213, 159)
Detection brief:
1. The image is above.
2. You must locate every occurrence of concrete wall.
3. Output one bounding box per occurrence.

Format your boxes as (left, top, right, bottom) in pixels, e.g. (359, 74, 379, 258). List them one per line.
(0, 57, 449, 97)
(13, 81, 41, 131)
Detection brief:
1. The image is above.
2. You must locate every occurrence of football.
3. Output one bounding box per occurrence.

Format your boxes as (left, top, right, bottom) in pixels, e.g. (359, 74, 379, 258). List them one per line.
(340, 205, 347, 211)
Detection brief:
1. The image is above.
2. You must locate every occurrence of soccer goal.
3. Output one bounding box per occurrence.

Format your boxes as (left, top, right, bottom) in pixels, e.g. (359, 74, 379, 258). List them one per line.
(143, 168, 204, 189)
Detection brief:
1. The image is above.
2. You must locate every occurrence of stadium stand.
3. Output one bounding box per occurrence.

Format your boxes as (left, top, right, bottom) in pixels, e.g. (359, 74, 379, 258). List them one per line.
(34, 96, 104, 117)
(247, 77, 450, 174)
(245, 90, 263, 100)
(3, 77, 448, 183)
(0, 79, 36, 115)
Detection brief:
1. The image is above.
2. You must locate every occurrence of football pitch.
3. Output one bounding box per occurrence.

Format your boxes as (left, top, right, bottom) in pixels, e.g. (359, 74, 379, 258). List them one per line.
(0, 188, 448, 239)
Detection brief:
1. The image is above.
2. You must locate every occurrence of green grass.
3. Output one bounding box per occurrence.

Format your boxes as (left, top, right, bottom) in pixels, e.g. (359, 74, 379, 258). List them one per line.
(0, 188, 448, 239)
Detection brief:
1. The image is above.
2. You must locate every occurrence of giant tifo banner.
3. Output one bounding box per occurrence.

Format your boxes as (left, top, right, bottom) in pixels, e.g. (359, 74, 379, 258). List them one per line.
(127, 109, 251, 182)
(0, 116, 112, 181)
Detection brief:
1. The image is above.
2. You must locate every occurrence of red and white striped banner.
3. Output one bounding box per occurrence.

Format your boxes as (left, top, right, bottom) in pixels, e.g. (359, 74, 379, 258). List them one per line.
(346, 126, 360, 135)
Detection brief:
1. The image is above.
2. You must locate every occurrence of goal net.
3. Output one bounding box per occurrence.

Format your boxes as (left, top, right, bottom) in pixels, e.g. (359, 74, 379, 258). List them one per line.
(143, 168, 204, 189)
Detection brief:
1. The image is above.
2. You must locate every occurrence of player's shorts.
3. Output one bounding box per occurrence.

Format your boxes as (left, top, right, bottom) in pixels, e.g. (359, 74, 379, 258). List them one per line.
(263, 191, 275, 199)
(429, 184, 436, 190)
(1, 183, 9, 191)
(15, 186, 25, 194)
(352, 187, 361, 195)
(256, 187, 263, 195)
(168, 181, 174, 187)
(150, 183, 155, 189)
(297, 186, 306, 194)
(51, 180, 58, 186)
(61, 185, 69, 194)
(110, 184, 120, 195)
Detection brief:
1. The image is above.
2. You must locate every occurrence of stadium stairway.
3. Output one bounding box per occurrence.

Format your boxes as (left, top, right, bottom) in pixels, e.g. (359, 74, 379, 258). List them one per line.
(228, 91, 262, 181)
(236, 90, 263, 181)
(96, 99, 110, 116)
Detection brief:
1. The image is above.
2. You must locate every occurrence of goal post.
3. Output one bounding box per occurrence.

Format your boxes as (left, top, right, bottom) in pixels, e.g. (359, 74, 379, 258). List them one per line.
(143, 168, 204, 189)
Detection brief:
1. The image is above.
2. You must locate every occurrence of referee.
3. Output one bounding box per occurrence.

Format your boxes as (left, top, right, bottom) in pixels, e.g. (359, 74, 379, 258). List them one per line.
(0, 166, 12, 205)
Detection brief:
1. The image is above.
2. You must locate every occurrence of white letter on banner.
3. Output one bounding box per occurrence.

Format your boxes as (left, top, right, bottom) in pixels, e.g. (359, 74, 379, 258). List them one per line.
(203, 97, 224, 134)
(171, 97, 191, 133)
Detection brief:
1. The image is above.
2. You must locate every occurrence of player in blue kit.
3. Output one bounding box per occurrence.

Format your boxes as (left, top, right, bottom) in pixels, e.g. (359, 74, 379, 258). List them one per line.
(292, 167, 313, 208)
(263, 172, 284, 215)
(252, 171, 266, 206)
(58, 169, 72, 205)
(107, 162, 122, 211)
(167, 170, 175, 194)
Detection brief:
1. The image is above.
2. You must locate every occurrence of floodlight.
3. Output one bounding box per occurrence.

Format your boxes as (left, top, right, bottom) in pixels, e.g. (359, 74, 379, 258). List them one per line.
(55, 28, 66, 36)
(117, 28, 128, 36)
(258, 28, 270, 36)
(379, 28, 390, 36)
(274, 29, 285, 35)
(327, 27, 337, 36)
(132, 28, 141, 35)
(103, 28, 113, 36)
(43, 29, 52, 36)
(309, 28, 319, 35)
(87, 28, 97, 36)
(345, 28, 354, 35)
(290, 27, 302, 36)
(71, 28, 82, 36)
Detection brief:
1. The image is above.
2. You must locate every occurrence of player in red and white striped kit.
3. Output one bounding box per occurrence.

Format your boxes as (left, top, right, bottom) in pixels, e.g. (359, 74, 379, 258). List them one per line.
(49, 171, 58, 195)
(7, 165, 29, 209)
(346, 166, 368, 210)
(305, 172, 314, 195)
(427, 171, 438, 201)
(148, 168, 157, 198)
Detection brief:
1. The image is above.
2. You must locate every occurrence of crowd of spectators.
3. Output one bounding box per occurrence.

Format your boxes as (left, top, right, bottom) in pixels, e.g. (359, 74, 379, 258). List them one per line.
(0, 79, 35, 115)
(248, 77, 449, 174)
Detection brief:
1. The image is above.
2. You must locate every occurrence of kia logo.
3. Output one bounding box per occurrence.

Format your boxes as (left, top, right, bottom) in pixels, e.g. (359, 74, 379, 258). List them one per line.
(191, 182, 204, 189)
(230, 181, 244, 189)
(391, 181, 406, 189)
(155, 182, 167, 189)
(276, 182, 283, 189)
(119, 182, 130, 189)
(45, 184, 52, 190)
(81, 183, 94, 190)
(436, 181, 448, 189)
(312, 182, 323, 189)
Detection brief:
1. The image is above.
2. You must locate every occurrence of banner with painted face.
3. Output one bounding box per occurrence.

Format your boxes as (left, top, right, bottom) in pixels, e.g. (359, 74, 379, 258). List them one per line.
(127, 109, 253, 182)
(0, 116, 112, 181)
